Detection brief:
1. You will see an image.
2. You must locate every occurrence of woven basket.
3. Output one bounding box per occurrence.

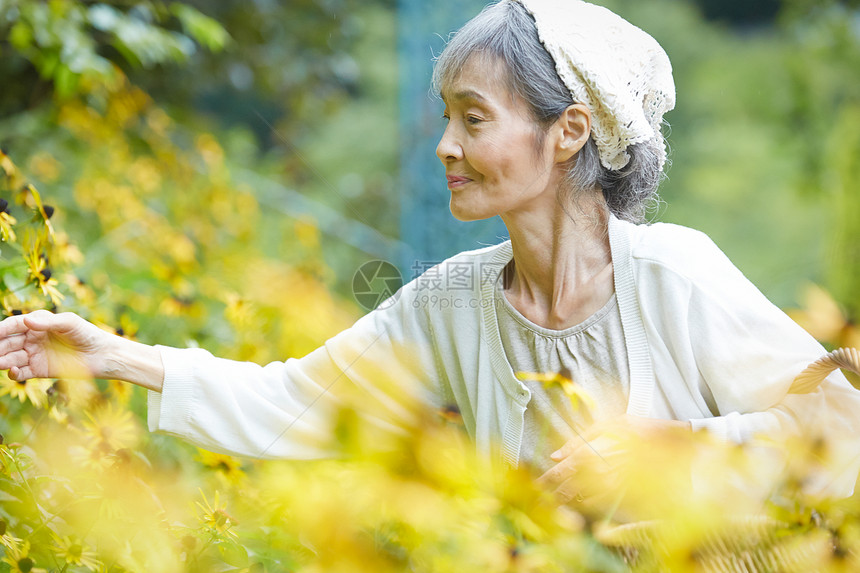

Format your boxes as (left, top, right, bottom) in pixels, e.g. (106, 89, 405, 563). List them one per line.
(595, 516, 832, 572)
(595, 347, 860, 571)
(789, 347, 860, 393)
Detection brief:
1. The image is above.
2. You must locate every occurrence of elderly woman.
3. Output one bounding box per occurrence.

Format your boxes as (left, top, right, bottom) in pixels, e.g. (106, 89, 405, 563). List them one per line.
(0, 0, 857, 501)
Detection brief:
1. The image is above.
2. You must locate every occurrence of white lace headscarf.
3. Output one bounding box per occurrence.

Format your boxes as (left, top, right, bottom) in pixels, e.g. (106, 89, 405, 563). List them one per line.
(517, 0, 675, 171)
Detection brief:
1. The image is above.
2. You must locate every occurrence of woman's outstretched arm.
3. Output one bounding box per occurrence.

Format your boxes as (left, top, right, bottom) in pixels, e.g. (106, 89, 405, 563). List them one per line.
(0, 310, 164, 391)
(0, 277, 443, 460)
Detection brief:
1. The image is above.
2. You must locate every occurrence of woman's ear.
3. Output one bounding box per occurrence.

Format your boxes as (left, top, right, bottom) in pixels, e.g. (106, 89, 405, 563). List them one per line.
(553, 103, 591, 163)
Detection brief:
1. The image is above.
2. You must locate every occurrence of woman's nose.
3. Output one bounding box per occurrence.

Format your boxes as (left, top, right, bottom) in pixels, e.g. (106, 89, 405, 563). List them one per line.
(435, 126, 462, 163)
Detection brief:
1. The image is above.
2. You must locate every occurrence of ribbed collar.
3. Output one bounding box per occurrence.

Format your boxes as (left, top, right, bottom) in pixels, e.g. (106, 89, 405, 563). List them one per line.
(607, 215, 654, 416)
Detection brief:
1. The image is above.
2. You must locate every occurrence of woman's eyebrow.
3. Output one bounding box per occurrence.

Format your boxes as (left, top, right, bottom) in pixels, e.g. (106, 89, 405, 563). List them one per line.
(442, 89, 488, 104)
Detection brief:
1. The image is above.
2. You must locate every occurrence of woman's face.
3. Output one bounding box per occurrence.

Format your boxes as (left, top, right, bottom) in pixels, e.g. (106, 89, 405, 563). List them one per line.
(436, 56, 559, 222)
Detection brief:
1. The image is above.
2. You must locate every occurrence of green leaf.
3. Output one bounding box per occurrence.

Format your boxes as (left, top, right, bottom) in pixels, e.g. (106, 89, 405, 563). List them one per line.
(32, 474, 72, 487)
(9, 21, 33, 51)
(170, 4, 230, 52)
(4, 272, 28, 297)
(0, 489, 23, 504)
(216, 539, 249, 568)
(53, 64, 78, 99)
(36, 51, 60, 79)
(110, 38, 142, 69)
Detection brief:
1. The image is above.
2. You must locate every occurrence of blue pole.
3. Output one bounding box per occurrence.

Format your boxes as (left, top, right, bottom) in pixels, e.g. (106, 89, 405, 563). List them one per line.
(396, 0, 507, 281)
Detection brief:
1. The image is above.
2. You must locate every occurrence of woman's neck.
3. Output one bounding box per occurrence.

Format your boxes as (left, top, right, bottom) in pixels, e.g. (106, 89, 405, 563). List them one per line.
(501, 192, 614, 330)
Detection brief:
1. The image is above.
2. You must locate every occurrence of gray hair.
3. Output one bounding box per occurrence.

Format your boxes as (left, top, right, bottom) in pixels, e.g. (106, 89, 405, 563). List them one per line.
(432, 0, 666, 223)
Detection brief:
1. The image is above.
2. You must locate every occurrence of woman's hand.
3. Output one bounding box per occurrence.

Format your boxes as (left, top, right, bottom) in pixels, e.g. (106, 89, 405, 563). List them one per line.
(537, 415, 691, 506)
(0, 310, 164, 391)
(0, 310, 115, 381)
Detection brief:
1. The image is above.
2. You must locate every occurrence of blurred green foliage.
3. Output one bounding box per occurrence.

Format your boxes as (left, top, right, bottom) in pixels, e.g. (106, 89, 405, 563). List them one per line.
(0, 0, 228, 110)
(1, 0, 400, 300)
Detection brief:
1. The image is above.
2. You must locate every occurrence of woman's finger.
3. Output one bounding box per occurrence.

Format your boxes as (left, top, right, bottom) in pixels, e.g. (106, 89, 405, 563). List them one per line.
(0, 315, 28, 338)
(553, 431, 612, 464)
(23, 309, 70, 332)
(537, 453, 580, 488)
(553, 475, 584, 504)
(0, 333, 26, 356)
(8, 364, 34, 382)
(0, 348, 31, 372)
(551, 419, 616, 461)
(550, 431, 593, 461)
(550, 438, 576, 461)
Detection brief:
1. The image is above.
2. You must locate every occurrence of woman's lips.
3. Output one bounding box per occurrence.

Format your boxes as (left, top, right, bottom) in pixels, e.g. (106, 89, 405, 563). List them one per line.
(446, 175, 472, 189)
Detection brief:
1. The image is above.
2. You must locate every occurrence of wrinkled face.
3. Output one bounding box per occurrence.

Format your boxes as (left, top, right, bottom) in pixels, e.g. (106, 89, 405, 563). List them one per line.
(436, 56, 558, 222)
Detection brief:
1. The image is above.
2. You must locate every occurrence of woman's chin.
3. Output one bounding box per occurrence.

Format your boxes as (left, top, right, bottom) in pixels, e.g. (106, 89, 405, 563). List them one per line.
(449, 200, 490, 222)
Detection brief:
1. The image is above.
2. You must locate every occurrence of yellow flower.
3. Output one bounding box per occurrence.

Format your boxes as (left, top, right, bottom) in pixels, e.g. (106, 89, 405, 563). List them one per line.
(41, 279, 64, 306)
(196, 133, 224, 167)
(106, 379, 133, 406)
(48, 404, 69, 425)
(1, 296, 21, 317)
(0, 209, 16, 242)
(63, 274, 96, 307)
(158, 295, 198, 317)
(23, 238, 64, 305)
(146, 108, 172, 135)
(49, 378, 99, 415)
(788, 284, 860, 348)
(294, 216, 320, 249)
(69, 443, 112, 472)
(0, 149, 16, 177)
(224, 292, 253, 328)
(516, 369, 597, 422)
(53, 232, 84, 266)
(80, 403, 140, 453)
(1, 540, 46, 573)
(196, 448, 246, 484)
(0, 371, 50, 408)
(0, 519, 23, 551)
(27, 152, 61, 183)
(438, 403, 464, 425)
(195, 489, 239, 540)
(19, 183, 55, 239)
(45, 377, 93, 424)
(51, 534, 101, 571)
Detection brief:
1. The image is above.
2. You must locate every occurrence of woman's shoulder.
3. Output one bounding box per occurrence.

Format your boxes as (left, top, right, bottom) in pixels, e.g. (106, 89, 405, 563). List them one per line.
(624, 220, 745, 289)
(628, 220, 719, 260)
(621, 220, 798, 341)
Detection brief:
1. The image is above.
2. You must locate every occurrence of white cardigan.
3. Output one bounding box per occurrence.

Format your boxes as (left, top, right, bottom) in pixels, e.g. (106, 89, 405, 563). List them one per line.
(147, 216, 860, 482)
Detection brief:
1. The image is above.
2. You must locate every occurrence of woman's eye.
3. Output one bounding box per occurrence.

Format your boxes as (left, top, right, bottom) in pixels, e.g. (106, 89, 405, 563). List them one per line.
(466, 115, 482, 125)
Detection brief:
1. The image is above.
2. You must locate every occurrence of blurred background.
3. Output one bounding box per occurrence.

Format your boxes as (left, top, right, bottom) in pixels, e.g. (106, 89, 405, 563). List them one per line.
(1, 1, 859, 569)
(1, 0, 858, 348)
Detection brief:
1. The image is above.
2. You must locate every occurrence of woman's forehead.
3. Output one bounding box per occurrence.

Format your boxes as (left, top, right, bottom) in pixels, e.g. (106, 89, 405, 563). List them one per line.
(439, 55, 511, 103)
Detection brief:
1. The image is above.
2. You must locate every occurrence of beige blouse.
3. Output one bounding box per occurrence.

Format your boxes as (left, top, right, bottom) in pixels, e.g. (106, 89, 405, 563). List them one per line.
(495, 275, 630, 473)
